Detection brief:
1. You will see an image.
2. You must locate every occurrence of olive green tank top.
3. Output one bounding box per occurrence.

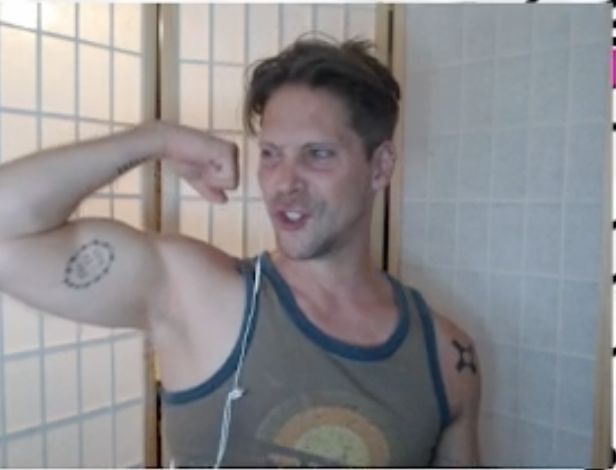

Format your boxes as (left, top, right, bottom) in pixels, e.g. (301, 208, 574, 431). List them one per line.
(161, 252, 452, 467)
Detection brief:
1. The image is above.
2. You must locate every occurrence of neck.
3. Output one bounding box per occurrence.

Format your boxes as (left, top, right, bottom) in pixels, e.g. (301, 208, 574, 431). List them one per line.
(270, 233, 384, 300)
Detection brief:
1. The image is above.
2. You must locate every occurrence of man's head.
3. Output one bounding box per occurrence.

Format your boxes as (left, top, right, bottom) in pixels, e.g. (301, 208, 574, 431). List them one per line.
(244, 38, 401, 260)
(244, 37, 401, 158)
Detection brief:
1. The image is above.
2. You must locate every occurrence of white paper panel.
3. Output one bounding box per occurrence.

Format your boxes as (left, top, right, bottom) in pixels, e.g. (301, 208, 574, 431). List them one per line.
(79, 198, 111, 218)
(114, 4, 141, 52)
(246, 201, 275, 257)
(180, 63, 209, 130)
(180, 200, 211, 242)
(81, 324, 112, 342)
(282, 5, 313, 47)
(0, 3, 37, 29)
(41, 3, 75, 37)
(42, 118, 76, 149)
(42, 37, 75, 115)
(213, 4, 245, 64)
(79, 45, 111, 120)
(212, 65, 243, 130)
(316, 6, 345, 42)
(43, 315, 78, 348)
(113, 199, 143, 230)
(0, 27, 36, 109)
(249, 4, 279, 62)
(6, 433, 43, 468)
(212, 201, 243, 257)
(114, 336, 145, 402)
(348, 8, 376, 41)
(180, 4, 209, 61)
(79, 122, 111, 141)
(0, 113, 37, 162)
(80, 4, 110, 45)
(81, 343, 112, 412)
(82, 414, 112, 467)
(115, 167, 142, 195)
(246, 137, 261, 198)
(115, 404, 144, 467)
(5, 357, 41, 432)
(3, 296, 40, 354)
(46, 423, 80, 468)
(114, 52, 141, 124)
(45, 349, 79, 422)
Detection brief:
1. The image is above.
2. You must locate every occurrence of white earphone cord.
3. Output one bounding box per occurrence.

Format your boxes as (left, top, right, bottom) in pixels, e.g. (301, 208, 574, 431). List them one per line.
(213, 255, 262, 468)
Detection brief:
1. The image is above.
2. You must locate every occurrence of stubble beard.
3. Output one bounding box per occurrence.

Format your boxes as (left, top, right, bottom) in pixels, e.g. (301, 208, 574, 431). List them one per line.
(275, 203, 367, 261)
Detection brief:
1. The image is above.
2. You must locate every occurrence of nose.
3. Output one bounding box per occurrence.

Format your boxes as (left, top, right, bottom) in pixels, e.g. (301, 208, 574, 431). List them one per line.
(273, 159, 305, 195)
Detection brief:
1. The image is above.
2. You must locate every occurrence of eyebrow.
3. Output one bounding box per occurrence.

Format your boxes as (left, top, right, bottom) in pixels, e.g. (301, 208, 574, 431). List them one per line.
(258, 141, 337, 149)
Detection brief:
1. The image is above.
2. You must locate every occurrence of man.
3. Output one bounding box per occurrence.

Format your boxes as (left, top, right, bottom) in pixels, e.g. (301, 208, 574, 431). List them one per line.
(0, 38, 480, 467)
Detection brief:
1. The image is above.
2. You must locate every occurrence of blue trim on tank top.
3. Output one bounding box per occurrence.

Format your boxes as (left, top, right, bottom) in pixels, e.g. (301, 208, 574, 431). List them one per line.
(260, 253, 410, 361)
(160, 257, 259, 406)
(411, 289, 453, 431)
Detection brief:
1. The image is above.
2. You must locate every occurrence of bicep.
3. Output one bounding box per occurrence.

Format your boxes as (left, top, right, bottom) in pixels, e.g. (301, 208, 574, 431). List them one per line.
(0, 217, 167, 330)
(432, 409, 480, 467)
(431, 312, 482, 467)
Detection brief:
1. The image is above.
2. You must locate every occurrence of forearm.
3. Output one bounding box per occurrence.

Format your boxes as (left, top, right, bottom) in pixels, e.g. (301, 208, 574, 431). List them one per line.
(0, 121, 163, 240)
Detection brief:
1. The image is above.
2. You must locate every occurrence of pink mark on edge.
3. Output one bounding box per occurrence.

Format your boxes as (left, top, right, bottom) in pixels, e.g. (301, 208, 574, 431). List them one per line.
(613, 49, 616, 88)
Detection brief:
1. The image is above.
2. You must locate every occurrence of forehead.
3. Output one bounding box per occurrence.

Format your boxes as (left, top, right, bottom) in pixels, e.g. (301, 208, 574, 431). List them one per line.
(260, 85, 354, 144)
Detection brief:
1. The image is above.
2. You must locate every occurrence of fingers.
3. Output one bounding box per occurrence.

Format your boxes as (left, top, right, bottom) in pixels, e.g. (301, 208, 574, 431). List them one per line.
(176, 145, 238, 203)
(167, 126, 240, 203)
(205, 141, 239, 191)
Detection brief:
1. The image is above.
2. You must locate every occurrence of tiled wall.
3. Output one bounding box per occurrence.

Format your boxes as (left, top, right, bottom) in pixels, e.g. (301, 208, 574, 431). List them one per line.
(400, 5, 609, 466)
(0, 4, 149, 467)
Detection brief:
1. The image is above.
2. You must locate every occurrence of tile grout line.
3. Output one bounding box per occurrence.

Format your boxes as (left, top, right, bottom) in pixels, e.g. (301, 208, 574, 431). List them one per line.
(241, 4, 249, 258)
(109, 5, 118, 467)
(74, 5, 85, 466)
(35, 4, 49, 467)
(207, 4, 215, 244)
(553, 7, 568, 464)
(0, 12, 8, 469)
(517, 4, 535, 463)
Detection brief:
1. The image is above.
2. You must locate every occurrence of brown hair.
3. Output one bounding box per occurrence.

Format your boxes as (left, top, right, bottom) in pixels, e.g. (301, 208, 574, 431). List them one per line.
(243, 36, 401, 158)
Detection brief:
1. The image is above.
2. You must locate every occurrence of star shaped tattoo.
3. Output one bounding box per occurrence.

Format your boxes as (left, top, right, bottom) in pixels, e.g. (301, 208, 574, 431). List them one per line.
(452, 339, 477, 374)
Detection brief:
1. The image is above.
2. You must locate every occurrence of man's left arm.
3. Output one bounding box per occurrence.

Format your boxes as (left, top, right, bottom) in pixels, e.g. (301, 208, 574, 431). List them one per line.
(431, 313, 482, 467)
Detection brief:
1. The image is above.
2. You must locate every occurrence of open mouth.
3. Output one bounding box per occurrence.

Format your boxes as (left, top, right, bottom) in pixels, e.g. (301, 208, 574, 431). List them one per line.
(275, 210, 311, 231)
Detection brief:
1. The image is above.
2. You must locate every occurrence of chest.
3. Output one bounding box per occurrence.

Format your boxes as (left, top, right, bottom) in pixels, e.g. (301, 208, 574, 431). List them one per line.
(293, 291, 400, 347)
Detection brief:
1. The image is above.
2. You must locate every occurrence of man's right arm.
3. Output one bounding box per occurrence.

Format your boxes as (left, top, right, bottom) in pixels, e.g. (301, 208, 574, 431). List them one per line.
(0, 218, 167, 330)
(0, 121, 239, 331)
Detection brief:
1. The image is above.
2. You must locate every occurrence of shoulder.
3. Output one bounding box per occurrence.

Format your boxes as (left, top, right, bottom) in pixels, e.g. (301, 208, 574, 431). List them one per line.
(151, 232, 247, 334)
(156, 232, 244, 287)
(430, 309, 481, 421)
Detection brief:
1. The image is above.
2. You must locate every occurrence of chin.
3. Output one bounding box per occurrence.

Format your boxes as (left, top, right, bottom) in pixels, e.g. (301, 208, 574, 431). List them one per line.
(275, 233, 338, 261)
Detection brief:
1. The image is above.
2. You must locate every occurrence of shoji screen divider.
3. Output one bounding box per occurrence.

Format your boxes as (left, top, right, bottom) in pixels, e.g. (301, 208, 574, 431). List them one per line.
(0, 4, 157, 467)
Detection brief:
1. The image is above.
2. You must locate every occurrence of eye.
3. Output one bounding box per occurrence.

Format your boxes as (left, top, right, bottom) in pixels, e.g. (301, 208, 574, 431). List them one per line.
(308, 148, 334, 160)
(260, 148, 275, 160)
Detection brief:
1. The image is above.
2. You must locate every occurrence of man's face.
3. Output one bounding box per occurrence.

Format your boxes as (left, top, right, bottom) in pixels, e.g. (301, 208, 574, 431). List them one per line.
(258, 85, 375, 260)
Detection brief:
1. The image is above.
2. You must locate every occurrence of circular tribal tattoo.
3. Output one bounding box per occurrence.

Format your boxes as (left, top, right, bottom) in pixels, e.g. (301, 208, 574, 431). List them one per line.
(63, 239, 114, 289)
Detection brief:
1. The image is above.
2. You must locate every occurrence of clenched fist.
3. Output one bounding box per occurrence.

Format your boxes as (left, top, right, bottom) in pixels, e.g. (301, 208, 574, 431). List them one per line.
(156, 122, 240, 203)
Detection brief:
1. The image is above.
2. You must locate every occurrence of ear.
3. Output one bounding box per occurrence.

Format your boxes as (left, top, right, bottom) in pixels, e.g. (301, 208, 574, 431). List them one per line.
(370, 140, 396, 191)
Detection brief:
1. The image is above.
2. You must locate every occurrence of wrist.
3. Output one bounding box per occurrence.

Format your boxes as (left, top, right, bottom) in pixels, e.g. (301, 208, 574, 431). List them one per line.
(130, 120, 167, 161)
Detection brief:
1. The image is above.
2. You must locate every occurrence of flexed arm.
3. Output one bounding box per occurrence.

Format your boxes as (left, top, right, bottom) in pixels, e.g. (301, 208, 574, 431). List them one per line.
(0, 121, 239, 330)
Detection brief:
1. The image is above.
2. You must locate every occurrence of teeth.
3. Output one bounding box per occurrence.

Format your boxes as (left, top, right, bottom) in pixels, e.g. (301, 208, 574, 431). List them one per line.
(285, 211, 302, 221)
